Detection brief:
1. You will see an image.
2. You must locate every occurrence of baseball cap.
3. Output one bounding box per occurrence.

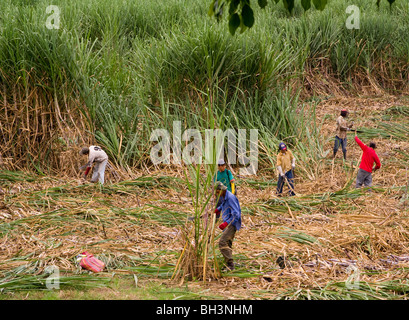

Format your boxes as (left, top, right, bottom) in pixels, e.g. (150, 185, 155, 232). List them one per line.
(278, 142, 287, 151)
(217, 159, 226, 165)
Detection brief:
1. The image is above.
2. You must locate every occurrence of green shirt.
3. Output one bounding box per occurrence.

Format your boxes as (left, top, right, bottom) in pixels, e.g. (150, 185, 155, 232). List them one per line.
(215, 169, 234, 192)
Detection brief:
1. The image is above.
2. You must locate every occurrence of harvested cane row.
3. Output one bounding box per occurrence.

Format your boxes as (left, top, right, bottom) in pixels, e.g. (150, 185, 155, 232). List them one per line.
(0, 96, 409, 299)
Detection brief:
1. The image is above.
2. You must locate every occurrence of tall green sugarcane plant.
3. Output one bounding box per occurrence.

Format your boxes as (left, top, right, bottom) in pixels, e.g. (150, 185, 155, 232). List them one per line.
(171, 89, 228, 282)
(171, 163, 221, 282)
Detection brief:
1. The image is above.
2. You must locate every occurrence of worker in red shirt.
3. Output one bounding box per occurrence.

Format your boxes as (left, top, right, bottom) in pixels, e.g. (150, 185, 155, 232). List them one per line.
(354, 135, 381, 188)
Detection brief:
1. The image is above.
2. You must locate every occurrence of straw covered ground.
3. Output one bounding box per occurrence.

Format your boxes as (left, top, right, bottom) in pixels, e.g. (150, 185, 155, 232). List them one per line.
(1, 95, 409, 300)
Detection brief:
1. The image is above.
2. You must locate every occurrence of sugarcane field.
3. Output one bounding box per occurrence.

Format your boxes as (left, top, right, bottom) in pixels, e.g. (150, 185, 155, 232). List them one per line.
(1, 0, 409, 303)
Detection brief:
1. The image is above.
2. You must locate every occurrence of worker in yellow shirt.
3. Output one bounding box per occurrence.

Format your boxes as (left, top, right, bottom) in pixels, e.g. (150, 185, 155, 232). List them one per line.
(276, 142, 295, 197)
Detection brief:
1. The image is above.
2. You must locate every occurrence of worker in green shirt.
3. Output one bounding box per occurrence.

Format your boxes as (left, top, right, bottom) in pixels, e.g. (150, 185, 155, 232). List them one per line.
(214, 159, 236, 216)
(215, 159, 235, 193)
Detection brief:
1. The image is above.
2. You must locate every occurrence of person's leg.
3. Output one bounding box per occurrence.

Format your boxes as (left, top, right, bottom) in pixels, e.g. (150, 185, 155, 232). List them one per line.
(276, 175, 284, 195)
(341, 138, 347, 160)
(219, 225, 236, 269)
(286, 170, 295, 196)
(363, 172, 373, 188)
(97, 160, 108, 184)
(90, 163, 100, 183)
(333, 136, 341, 158)
(356, 169, 368, 188)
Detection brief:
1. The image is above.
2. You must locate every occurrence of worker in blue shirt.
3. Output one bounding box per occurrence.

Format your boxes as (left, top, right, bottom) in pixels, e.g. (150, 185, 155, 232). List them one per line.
(214, 181, 242, 271)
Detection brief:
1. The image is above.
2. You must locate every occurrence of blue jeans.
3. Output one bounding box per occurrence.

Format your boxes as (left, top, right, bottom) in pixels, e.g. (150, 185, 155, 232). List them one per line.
(277, 170, 295, 196)
(334, 136, 347, 159)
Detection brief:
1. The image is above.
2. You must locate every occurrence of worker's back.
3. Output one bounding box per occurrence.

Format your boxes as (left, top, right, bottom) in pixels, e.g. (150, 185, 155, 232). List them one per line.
(88, 146, 108, 163)
(355, 137, 381, 173)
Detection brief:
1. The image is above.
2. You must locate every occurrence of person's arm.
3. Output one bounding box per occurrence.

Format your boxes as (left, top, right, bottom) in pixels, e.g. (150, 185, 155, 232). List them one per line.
(87, 152, 95, 166)
(354, 136, 366, 151)
(277, 155, 284, 176)
(227, 170, 235, 194)
(82, 152, 95, 177)
(373, 153, 381, 171)
(84, 166, 91, 177)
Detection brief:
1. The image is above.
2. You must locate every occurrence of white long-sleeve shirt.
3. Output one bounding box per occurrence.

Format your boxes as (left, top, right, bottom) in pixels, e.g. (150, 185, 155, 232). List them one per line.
(87, 146, 108, 165)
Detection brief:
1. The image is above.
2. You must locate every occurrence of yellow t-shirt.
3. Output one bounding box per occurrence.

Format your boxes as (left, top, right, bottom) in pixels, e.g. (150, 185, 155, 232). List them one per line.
(277, 150, 294, 173)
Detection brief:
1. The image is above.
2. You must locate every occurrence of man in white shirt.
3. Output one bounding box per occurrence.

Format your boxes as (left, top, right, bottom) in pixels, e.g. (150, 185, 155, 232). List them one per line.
(79, 146, 109, 184)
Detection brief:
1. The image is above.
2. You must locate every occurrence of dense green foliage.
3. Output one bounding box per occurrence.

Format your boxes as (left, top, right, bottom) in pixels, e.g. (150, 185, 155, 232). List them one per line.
(209, 0, 398, 35)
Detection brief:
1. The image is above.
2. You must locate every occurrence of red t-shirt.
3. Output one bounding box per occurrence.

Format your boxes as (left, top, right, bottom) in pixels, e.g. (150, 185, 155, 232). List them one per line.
(355, 136, 381, 173)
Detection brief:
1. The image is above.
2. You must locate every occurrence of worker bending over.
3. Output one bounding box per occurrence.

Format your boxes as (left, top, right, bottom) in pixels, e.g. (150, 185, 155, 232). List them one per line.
(79, 146, 109, 184)
(214, 181, 242, 271)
